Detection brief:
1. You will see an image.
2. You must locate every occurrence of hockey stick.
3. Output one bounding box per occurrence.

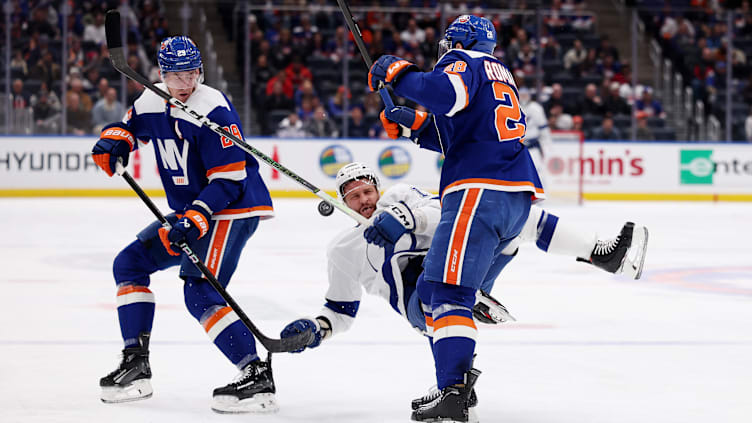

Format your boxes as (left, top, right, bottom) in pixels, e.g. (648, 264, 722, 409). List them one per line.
(103, 10, 367, 226)
(334, 0, 394, 109)
(113, 162, 313, 353)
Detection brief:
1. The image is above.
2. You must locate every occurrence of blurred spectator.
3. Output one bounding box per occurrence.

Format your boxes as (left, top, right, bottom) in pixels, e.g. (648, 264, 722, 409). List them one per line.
(31, 82, 62, 113)
(572, 115, 584, 132)
(92, 88, 126, 133)
(635, 111, 654, 140)
(27, 6, 57, 38)
(67, 35, 86, 71)
(298, 96, 317, 122)
(83, 12, 106, 46)
(28, 50, 60, 87)
(266, 70, 294, 99)
(745, 106, 752, 141)
(304, 106, 339, 138)
(276, 113, 307, 138)
(252, 55, 275, 101)
(596, 35, 619, 62)
(32, 90, 60, 134)
(692, 47, 717, 102)
(67, 77, 93, 113)
(604, 81, 631, 116)
(635, 87, 665, 119)
(327, 86, 351, 120)
(563, 39, 587, 76)
(576, 83, 605, 116)
(11, 79, 30, 110)
(401, 18, 426, 49)
(10, 50, 28, 77)
(589, 116, 622, 140)
(420, 27, 439, 62)
(264, 79, 295, 112)
(126, 79, 145, 105)
(544, 83, 572, 115)
(347, 106, 369, 138)
(66, 92, 92, 136)
(294, 79, 320, 110)
(96, 78, 110, 102)
(570, 2, 594, 32)
(284, 55, 313, 90)
(513, 43, 537, 76)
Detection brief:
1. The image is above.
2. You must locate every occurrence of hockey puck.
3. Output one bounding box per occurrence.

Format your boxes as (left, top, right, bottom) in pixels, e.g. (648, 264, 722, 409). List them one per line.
(317, 200, 335, 216)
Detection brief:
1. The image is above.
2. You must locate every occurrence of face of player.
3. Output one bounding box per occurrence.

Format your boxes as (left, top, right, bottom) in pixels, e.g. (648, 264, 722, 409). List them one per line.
(164, 69, 200, 103)
(343, 180, 380, 219)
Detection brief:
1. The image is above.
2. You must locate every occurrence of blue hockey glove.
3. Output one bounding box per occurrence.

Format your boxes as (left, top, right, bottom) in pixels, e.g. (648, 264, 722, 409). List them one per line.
(280, 318, 327, 353)
(364, 202, 416, 247)
(368, 55, 418, 91)
(158, 207, 210, 256)
(92, 123, 135, 176)
(380, 106, 432, 141)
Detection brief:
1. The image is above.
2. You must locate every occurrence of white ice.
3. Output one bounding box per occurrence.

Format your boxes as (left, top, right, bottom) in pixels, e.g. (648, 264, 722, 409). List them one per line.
(1, 198, 751, 423)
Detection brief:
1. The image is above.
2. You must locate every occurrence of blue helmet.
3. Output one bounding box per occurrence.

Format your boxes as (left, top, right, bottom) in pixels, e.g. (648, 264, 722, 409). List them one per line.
(158, 36, 203, 76)
(439, 15, 497, 58)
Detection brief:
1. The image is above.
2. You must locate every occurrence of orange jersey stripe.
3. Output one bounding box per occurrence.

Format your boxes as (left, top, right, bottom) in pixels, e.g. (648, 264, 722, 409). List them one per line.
(117, 286, 152, 296)
(206, 161, 245, 178)
(202, 306, 233, 332)
(445, 188, 481, 285)
(424, 315, 434, 327)
(433, 315, 477, 331)
(442, 178, 544, 198)
(207, 220, 230, 277)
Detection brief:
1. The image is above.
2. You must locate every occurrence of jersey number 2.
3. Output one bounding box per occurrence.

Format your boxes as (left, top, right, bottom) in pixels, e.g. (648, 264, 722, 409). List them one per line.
(492, 82, 526, 142)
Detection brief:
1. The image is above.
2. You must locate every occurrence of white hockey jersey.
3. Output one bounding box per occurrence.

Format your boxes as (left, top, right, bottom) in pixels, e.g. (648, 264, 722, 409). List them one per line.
(318, 184, 441, 335)
(521, 99, 551, 153)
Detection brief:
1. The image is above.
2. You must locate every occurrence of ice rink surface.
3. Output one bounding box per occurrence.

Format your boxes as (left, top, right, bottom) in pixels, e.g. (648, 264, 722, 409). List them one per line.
(1, 197, 751, 423)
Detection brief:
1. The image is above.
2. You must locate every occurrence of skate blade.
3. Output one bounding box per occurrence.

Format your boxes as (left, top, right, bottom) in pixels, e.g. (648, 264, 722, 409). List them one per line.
(101, 379, 153, 403)
(411, 406, 478, 423)
(622, 225, 648, 280)
(211, 393, 279, 414)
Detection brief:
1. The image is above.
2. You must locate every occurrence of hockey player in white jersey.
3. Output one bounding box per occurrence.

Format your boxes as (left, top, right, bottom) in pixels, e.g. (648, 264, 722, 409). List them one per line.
(519, 87, 552, 187)
(279, 162, 647, 419)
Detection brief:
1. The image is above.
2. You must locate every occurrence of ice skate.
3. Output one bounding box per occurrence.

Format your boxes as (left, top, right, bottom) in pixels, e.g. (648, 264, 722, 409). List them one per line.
(411, 368, 481, 422)
(579, 222, 649, 280)
(412, 384, 478, 412)
(472, 290, 516, 324)
(211, 356, 279, 414)
(100, 333, 153, 403)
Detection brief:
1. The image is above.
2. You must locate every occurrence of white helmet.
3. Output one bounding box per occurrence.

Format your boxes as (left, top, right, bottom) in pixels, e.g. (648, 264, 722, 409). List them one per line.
(335, 162, 380, 200)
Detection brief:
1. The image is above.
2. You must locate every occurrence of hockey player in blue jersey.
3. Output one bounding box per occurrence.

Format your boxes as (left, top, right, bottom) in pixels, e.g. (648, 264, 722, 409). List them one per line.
(92, 36, 277, 413)
(367, 14, 557, 422)
(279, 163, 647, 421)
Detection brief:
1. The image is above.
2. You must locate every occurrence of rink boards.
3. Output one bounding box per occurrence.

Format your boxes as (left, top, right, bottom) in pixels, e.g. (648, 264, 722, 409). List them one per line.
(0, 136, 750, 201)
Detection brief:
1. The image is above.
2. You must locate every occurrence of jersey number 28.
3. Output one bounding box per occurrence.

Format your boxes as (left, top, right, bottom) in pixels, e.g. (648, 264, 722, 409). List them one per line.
(492, 82, 526, 142)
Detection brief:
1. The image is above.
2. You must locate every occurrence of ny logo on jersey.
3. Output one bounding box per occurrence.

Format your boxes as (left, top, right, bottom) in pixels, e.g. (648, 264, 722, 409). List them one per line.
(155, 138, 190, 185)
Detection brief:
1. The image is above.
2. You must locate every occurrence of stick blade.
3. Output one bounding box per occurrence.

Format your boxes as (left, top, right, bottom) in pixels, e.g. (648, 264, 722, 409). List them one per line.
(264, 329, 315, 353)
(105, 10, 122, 49)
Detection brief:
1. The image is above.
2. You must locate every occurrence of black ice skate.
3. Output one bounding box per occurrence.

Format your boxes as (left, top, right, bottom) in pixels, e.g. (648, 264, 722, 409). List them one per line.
(411, 368, 481, 423)
(211, 355, 279, 414)
(411, 385, 478, 410)
(472, 290, 516, 324)
(100, 332, 152, 403)
(578, 222, 649, 279)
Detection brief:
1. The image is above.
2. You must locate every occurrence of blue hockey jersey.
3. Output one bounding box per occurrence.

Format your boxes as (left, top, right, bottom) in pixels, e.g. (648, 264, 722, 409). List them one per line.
(393, 49, 545, 201)
(122, 83, 273, 220)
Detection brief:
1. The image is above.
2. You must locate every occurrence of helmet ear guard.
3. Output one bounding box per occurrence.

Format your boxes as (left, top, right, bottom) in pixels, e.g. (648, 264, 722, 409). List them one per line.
(335, 162, 381, 201)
